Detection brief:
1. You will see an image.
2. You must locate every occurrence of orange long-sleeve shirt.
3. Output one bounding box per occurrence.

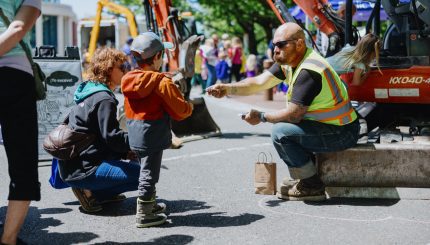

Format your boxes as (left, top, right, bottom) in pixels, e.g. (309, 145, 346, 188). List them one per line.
(121, 70, 193, 121)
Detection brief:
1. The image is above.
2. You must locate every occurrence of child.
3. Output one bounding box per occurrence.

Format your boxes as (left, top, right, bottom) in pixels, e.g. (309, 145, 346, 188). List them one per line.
(231, 37, 243, 82)
(245, 54, 258, 78)
(121, 32, 193, 228)
(215, 51, 230, 83)
(327, 33, 381, 86)
(191, 48, 206, 93)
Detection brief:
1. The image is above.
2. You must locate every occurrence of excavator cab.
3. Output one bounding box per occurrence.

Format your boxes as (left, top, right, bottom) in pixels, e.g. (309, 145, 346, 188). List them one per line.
(382, 0, 430, 57)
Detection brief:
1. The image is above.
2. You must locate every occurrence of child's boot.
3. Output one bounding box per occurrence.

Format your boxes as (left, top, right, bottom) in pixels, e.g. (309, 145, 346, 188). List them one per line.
(135, 197, 167, 228)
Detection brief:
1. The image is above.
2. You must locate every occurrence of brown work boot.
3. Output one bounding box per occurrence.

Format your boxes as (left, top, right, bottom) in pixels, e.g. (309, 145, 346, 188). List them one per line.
(278, 178, 299, 197)
(281, 177, 299, 187)
(277, 180, 326, 201)
(72, 188, 103, 213)
(135, 198, 167, 228)
(98, 194, 127, 204)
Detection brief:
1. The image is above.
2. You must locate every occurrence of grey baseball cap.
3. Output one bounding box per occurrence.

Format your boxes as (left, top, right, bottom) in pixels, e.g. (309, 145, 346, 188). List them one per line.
(130, 32, 174, 59)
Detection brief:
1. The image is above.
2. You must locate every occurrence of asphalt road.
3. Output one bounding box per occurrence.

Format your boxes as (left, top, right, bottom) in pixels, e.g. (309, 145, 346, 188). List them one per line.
(1, 90, 430, 244)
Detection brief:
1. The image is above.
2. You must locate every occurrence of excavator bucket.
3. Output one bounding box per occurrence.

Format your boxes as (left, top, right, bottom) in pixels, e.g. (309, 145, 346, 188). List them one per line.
(118, 35, 221, 145)
(170, 35, 221, 142)
(171, 97, 221, 143)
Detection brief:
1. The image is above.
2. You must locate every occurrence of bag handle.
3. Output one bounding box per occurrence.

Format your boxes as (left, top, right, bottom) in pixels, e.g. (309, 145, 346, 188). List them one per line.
(257, 152, 274, 164)
(257, 152, 267, 163)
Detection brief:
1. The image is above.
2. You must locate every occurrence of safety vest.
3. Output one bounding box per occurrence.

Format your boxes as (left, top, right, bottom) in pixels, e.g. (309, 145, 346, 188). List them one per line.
(282, 48, 357, 125)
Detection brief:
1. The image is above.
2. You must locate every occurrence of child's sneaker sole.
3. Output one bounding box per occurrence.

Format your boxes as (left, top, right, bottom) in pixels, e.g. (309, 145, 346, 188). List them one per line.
(136, 213, 167, 228)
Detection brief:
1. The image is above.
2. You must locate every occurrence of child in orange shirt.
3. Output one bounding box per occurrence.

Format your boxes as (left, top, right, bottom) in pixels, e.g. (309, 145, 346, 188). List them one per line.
(121, 32, 193, 228)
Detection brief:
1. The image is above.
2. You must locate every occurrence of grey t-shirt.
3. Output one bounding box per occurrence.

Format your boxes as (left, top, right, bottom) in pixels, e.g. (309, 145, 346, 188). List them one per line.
(326, 45, 366, 75)
(0, 0, 41, 75)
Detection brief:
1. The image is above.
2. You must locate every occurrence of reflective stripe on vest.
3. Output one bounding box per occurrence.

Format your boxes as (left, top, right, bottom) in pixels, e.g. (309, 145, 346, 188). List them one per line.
(288, 49, 356, 125)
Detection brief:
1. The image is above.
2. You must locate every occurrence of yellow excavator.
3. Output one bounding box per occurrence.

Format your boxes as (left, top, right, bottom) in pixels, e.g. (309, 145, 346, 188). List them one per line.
(86, 0, 138, 62)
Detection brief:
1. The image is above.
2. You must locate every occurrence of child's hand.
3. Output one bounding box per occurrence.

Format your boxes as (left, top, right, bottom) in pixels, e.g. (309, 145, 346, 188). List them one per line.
(162, 71, 175, 78)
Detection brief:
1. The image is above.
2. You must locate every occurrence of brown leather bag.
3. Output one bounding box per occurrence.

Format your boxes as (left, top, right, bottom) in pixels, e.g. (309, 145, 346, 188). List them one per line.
(43, 115, 95, 160)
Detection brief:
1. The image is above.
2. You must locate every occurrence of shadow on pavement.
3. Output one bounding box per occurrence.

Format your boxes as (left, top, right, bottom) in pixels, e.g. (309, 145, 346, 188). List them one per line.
(264, 199, 285, 207)
(304, 198, 400, 206)
(94, 234, 194, 245)
(93, 199, 212, 217)
(0, 206, 99, 245)
(221, 132, 271, 139)
(165, 212, 264, 228)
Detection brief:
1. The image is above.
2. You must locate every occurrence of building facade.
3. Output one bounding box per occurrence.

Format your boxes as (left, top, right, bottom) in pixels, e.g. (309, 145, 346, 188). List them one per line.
(31, 0, 77, 55)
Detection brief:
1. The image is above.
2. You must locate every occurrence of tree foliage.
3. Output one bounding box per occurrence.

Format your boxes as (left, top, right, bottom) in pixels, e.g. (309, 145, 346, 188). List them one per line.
(113, 0, 295, 54)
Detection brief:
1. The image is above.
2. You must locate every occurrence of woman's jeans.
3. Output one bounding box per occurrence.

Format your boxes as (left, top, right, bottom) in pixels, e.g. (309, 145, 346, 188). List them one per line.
(271, 119, 359, 179)
(67, 160, 140, 201)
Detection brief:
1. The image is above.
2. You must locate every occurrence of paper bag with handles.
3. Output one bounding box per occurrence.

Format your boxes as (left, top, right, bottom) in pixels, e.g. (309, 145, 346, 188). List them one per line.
(255, 152, 276, 195)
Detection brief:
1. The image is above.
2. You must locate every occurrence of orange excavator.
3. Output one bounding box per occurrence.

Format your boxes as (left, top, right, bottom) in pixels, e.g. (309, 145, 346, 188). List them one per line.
(141, 0, 221, 141)
(266, 0, 430, 196)
(267, 0, 430, 133)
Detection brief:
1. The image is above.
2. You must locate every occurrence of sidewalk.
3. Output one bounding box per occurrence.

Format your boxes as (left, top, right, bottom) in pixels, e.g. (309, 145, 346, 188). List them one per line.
(191, 85, 286, 111)
(227, 90, 286, 111)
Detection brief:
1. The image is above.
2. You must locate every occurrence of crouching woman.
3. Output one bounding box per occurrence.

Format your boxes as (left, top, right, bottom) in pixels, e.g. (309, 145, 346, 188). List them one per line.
(58, 48, 139, 213)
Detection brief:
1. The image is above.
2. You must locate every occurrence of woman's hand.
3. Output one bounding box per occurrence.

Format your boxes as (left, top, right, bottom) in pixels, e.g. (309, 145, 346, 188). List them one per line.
(126, 151, 139, 161)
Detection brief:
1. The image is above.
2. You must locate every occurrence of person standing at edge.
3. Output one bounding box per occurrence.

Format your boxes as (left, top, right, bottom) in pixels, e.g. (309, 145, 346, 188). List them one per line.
(0, 0, 41, 244)
(207, 23, 359, 201)
(122, 32, 193, 227)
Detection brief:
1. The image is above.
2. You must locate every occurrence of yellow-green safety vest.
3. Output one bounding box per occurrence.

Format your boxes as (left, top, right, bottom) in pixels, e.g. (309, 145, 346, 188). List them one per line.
(282, 48, 357, 125)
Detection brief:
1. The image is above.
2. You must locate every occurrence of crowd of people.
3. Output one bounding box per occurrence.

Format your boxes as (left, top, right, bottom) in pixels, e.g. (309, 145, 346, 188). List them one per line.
(191, 34, 262, 94)
(1, 0, 383, 243)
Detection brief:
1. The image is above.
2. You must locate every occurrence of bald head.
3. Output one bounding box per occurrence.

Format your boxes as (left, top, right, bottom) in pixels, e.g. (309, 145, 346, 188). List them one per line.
(274, 22, 305, 42)
(272, 22, 307, 67)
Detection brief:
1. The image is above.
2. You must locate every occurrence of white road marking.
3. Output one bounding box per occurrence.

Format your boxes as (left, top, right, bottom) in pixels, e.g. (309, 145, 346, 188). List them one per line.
(162, 143, 273, 162)
(257, 196, 430, 224)
(251, 143, 272, 147)
(190, 150, 222, 157)
(226, 147, 247, 151)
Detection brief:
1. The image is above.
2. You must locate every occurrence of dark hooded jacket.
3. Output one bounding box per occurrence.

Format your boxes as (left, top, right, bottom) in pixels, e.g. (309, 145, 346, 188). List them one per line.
(58, 81, 129, 182)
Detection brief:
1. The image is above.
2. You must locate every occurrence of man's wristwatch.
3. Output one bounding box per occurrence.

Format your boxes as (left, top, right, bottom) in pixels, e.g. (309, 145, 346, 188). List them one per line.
(259, 112, 267, 123)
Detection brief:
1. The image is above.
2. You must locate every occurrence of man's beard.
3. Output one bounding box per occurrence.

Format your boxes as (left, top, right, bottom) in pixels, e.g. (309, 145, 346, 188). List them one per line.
(273, 54, 287, 65)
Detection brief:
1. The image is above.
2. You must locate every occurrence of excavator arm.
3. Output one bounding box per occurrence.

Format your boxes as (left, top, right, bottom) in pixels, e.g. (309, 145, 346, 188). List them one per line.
(266, 0, 357, 55)
(87, 0, 138, 62)
(141, 0, 221, 141)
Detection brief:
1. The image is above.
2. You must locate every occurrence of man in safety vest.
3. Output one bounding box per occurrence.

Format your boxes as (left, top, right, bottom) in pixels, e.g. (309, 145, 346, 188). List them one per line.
(207, 22, 359, 201)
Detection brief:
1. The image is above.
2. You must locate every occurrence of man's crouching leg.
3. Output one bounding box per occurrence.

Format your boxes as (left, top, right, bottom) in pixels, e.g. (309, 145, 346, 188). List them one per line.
(271, 122, 326, 201)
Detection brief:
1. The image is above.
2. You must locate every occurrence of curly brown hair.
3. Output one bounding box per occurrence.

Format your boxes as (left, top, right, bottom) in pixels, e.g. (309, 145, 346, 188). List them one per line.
(86, 48, 127, 85)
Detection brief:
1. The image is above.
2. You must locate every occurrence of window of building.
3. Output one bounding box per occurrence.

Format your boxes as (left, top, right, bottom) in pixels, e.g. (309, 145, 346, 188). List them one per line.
(30, 27, 36, 48)
(43, 15, 57, 48)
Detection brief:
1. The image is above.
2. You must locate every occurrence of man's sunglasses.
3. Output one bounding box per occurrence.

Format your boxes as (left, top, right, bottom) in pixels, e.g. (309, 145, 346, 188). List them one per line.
(273, 39, 297, 49)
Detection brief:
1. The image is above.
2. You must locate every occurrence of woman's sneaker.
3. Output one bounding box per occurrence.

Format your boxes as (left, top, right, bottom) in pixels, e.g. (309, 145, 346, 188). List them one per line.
(72, 188, 103, 213)
(135, 198, 167, 228)
(98, 194, 127, 204)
